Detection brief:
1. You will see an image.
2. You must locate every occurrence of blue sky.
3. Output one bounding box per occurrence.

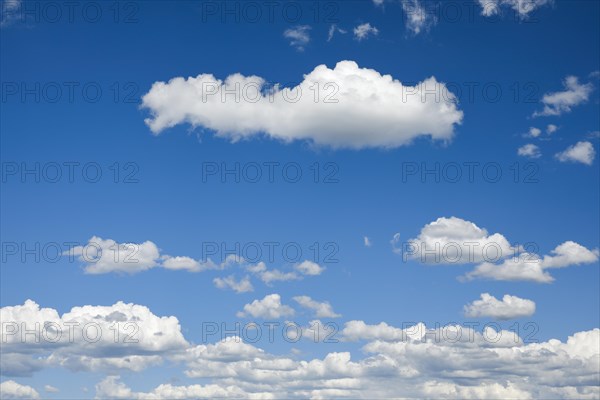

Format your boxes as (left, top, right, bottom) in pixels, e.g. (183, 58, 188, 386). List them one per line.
(1, 0, 599, 398)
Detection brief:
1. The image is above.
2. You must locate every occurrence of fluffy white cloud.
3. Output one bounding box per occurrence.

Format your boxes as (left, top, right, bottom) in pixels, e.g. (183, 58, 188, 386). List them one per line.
(213, 275, 254, 293)
(405, 217, 516, 264)
(283, 25, 311, 51)
(43, 385, 58, 393)
(402, 218, 598, 283)
(3, 299, 599, 399)
(464, 241, 599, 283)
(518, 143, 541, 158)
(67, 237, 160, 274)
(236, 294, 295, 319)
(0, 380, 40, 399)
(293, 296, 341, 318)
(246, 260, 325, 285)
(547, 124, 559, 134)
(533, 76, 594, 117)
(95, 375, 253, 399)
(478, 0, 552, 18)
(101, 323, 599, 399)
(464, 293, 536, 320)
(1, 300, 188, 376)
(141, 61, 463, 149)
(353, 23, 379, 41)
(401, 0, 437, 34)
(294, 260, 324, 276)
(527, 127, 542, 137)
(555, 141, 596, 165)
(67, 237, 244, 275)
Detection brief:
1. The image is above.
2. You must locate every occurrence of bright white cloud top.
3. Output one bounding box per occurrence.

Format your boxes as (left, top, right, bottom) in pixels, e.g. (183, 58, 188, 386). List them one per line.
(141, 61, 463, 149)
(236, 294, 295, 319)
(464, 293, 536, 320)
(398, 217, 599, 283)
(555, 141, 596, 165)
(533, 76, 594, 117)
(518, 143, 541, 158)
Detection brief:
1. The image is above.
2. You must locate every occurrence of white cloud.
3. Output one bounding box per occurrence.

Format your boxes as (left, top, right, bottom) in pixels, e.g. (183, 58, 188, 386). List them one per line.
(364, 236, 372, 247)
(533, 76, 594, 117)
(2, 299, 599, 399)
(283, 25, 311, 51)
(294, 260, 324, 276)
(101, 323, 599, 399)
(0, 380, 40, 399)
(464, 293, 536, 320)
(67, 237, 161, 274)
(402, 218, 598, 283)
(546, 124, 558, 134)
(44, 385, 59, 393)
(327, 24, 347, 41)
(518, 144, 541, 158)
(527, 127, 542, 138)
(141, 60, 463, 149)
(95, 375, 252, 399)
(372, 0, 385, 6)
(478, 0, 552, 18)
(213, 275, 254, 293)
(245, 260, 324, 285)
(464, 241, 599, 283)
(67, 237, 244, 275)
(405, 217, 516, 264)
(401, 0, 437, 34)
(555, 141, 596, 165)
(1, 300, 188, 376)
(293, 296, 341, 318)
(353, 23, 379, 41)
(236, 294, 295, 319)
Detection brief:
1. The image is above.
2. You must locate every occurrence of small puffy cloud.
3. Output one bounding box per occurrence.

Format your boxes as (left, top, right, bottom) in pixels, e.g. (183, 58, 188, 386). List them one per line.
(294, 260, 324, 276)
(0, 381, 40, 399)
(353, 23, 379, 41)
(478, 0, 552, 18)
(44, 385, 59, 393)
(246, 260, 324, 285)
(327, 24, 347, 41)
(546, 124, 558, 134)
(401, 0, 437, 34)
(464, 293, 536, 320)
(213, 275, 254, 293)
(293, 296, 341, 318)
(342, 320, 426, 342)
(364, 236, 372, 247)
(141, 61, 463, 150)
(518, 144, 541, 158)
(67, 237, 160, 274)
(284, 25, 311, 51)
(555, 141, 596, 165)
(405, 217, 515, 264)
(533, 76, 594, 117)
(464, 241, 599, 283)
(236, 294, 295, 319)
(527, 127, 542, 138)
